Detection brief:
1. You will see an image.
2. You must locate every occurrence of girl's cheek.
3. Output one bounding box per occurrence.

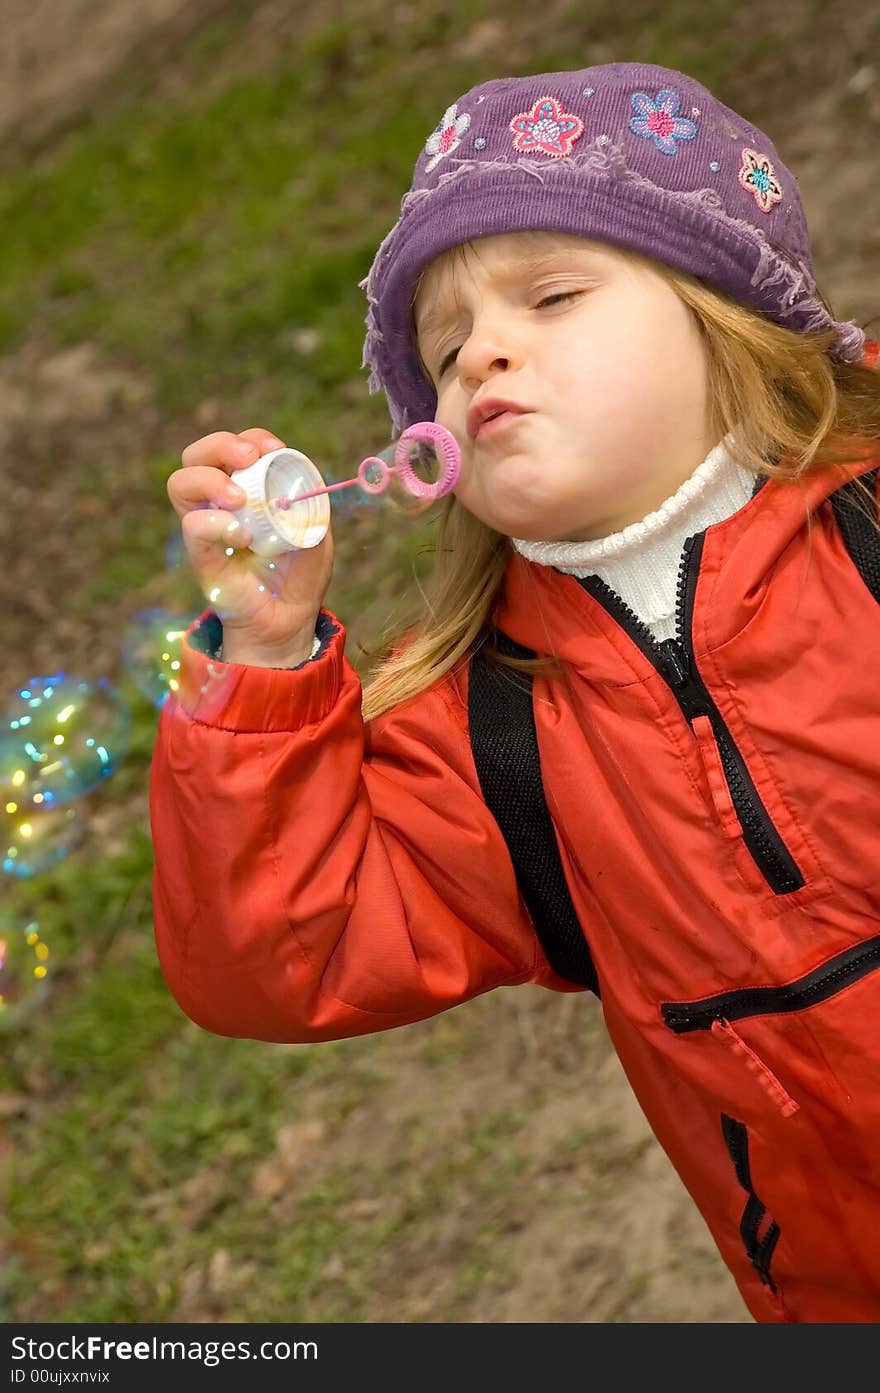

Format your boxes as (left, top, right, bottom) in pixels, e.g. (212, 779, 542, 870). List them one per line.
(433, 386, 459, 429)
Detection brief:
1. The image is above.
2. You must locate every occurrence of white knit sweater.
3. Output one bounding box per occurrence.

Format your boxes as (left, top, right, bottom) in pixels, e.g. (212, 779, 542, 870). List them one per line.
(510, 434, 757, 643)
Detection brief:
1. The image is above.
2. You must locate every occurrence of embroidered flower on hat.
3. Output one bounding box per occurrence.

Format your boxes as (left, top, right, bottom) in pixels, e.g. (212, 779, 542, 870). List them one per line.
(509, 95, 585, 158)
(629, 88, 697, 155)
(424, 103, 471, 173)
(738, 147, 784, 213)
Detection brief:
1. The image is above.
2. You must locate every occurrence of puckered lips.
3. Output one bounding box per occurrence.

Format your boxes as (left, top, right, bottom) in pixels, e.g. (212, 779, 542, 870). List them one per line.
(466, 396, 532, 441)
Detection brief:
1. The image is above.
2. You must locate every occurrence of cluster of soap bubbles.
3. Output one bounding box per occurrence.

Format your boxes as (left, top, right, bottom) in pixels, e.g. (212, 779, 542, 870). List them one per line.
(1, 664, 135, 1029)
(1, 429, 444, 1032)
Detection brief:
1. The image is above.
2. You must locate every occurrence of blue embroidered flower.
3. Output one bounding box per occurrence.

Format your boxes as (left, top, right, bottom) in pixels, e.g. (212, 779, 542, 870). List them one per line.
(629, 88, 698, 156)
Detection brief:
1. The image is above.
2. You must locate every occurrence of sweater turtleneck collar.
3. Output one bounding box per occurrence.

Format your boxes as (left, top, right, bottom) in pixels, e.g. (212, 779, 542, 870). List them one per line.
(509, 433, 758, 642)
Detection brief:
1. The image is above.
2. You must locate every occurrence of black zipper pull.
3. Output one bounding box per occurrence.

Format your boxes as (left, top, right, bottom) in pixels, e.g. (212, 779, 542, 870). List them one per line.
(658, 640, 708, 720)
(660, 639, 690, 688)
(661, 1005, 694, 1032)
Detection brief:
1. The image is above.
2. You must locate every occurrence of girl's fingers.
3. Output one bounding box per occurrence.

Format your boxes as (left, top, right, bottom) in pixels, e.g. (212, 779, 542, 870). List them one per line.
(168, 429, 287, 620)
(168, 464, 247, 516)
(179, 429, 286, 473)
(171, 429, 287, 516)
(180, 507, 253, 575)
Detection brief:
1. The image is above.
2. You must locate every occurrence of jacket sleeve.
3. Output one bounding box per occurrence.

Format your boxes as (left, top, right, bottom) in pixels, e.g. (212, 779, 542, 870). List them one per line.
(149, 608, 583, 1044)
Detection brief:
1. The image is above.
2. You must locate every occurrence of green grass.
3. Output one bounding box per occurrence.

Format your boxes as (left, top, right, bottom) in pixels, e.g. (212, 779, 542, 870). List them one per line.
(0, 0, 806, 1322)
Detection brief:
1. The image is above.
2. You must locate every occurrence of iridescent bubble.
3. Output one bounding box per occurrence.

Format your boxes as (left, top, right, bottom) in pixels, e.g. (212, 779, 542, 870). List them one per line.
(120, 606, 195, 709)
(321, 439, 446, 521)
(324, 474, 366, 520)
(165, 522, 186, 571)
(1, 800, 86, 878)
(0, 675, 131, 812)
(160, 648, 237, 725)
(384, 439, 443, 518)
(359, 443, 397, 512)
(0, 918, 51, 1029)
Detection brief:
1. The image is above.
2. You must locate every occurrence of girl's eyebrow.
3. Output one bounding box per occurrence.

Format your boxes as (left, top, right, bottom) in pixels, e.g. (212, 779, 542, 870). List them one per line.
(416, 248, 599, 344)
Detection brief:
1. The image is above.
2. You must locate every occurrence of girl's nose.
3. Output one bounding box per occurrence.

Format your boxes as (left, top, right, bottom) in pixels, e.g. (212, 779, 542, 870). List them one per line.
(456, 329, 517, 388)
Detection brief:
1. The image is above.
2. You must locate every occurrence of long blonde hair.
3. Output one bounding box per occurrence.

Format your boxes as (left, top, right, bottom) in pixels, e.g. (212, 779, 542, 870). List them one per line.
(361, 246, 880, 723)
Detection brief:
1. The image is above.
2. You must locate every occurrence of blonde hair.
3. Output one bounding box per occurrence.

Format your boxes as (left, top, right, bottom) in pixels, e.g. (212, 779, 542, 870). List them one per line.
(360, 241, 880, 724)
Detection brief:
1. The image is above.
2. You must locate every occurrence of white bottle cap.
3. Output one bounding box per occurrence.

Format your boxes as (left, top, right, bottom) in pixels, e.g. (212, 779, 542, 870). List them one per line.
(229, 447, 330, 558)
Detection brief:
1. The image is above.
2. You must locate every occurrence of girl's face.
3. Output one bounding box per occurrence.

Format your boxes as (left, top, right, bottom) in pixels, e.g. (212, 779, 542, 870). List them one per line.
(413, 231, 716, 541)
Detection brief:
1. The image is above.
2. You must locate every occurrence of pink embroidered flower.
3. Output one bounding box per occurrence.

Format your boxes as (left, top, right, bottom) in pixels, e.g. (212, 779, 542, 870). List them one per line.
(424, 103, 471, 173)
(738, 147, 784, 213)
(629, 88, 697, 155)
(509, 96, 584, 159)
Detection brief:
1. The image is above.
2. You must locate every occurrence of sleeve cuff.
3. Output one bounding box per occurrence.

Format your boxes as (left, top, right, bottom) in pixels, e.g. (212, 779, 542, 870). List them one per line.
(172, 608, 348, 731)
(200, 613, 332, 670)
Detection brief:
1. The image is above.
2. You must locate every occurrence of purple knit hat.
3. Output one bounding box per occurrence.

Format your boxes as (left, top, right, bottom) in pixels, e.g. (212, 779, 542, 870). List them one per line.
(360, 62, 867, 435)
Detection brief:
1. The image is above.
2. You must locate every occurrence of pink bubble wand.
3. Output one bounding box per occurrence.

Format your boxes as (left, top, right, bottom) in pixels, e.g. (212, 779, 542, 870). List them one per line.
(275, 421, 461, 510)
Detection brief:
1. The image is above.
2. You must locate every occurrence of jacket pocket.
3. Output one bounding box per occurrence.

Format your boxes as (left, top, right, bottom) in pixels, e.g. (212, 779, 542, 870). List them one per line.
(661, 932, 880, 1120)
(661, 932, 880, 1035)
(689, 713, 805, 895)
(690, 713, 807, 897)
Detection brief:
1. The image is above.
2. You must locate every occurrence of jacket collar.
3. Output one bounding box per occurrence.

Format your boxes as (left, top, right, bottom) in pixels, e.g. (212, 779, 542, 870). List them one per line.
(492, 452, 879, 671)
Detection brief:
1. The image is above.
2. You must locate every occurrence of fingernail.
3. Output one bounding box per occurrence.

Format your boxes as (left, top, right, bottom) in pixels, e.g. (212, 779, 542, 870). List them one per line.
(226, 484, 245, 503)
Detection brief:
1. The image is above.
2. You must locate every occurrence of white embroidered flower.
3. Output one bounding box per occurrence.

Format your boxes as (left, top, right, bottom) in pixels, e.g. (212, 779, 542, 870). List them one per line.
(424, 103, 471, 173)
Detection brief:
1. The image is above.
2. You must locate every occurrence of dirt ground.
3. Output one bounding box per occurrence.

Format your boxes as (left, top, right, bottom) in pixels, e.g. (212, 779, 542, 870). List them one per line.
(2, 0, 878, 1326)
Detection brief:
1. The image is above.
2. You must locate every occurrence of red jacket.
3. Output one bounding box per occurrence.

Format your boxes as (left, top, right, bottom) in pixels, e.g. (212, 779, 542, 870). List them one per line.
(150, 452, 880, 1323)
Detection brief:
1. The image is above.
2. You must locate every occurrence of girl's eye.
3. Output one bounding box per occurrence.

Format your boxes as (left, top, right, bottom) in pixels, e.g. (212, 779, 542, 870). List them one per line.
(535, 290, 581, 309)
(435, 291, 582, 377)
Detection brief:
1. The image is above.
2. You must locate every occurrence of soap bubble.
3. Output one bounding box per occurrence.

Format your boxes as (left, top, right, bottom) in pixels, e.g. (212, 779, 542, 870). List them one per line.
(324, 473, 366, 520)
(315, 439, 447, 523)
(121, 605, 236, 722)
(369, 438, 447, 518)
(0, 674, 131, 812)
(0, 918, 51, 1030)
(165, 523, 186, 571)
(1, 800, 86, 878)
(120, 606, 194, 709)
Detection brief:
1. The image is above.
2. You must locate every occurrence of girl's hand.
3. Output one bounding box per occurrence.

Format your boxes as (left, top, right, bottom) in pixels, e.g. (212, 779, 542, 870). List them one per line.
(167, 427, 334, 666)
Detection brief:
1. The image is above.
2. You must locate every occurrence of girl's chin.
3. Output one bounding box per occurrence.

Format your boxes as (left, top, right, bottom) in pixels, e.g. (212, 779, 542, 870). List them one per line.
(488, 515, 586, 541)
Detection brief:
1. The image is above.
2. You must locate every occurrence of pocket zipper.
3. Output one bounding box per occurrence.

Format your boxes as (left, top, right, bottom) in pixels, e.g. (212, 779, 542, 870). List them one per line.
(661, 931, 880, 1033)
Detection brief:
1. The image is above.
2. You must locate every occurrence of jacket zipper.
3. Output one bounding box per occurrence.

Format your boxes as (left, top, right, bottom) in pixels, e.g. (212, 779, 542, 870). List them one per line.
(721, 1114, 782, 1293)
(578, 533, 805, 895)
(661, 931, 880, 1032)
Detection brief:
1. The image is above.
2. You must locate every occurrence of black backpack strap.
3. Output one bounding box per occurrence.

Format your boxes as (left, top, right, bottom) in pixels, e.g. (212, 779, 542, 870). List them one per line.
(468, 630, 599, 994)
(830, 468, 880, 602)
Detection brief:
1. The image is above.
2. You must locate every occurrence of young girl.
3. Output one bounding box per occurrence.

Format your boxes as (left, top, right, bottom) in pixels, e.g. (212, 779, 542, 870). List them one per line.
(153, 62, 880, 1323)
